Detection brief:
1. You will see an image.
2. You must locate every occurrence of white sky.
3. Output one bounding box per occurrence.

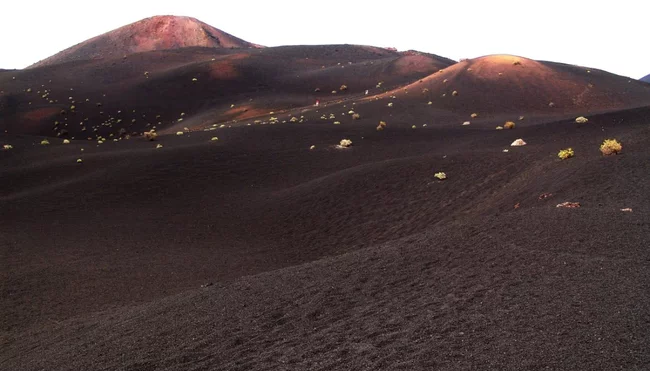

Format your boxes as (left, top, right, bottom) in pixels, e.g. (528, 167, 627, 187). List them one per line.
(1, 0, 648, 78)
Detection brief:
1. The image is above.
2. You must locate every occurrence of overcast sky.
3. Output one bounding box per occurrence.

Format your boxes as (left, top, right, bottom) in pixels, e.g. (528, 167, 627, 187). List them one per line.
(2, 0, 647, 78)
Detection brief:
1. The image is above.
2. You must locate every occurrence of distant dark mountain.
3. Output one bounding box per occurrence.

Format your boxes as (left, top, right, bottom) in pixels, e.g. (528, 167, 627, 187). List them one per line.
(641, 74, 650, 83)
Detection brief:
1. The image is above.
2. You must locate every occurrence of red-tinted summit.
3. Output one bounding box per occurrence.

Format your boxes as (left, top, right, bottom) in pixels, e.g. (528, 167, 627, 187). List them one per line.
(29, 15, 262, 68)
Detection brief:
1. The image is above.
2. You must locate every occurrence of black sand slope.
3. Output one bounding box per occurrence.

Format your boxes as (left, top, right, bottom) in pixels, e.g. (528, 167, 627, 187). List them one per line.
(2, 16, 650, 371)
(2, 103, 649, 370)
(0, 45, 453, 137)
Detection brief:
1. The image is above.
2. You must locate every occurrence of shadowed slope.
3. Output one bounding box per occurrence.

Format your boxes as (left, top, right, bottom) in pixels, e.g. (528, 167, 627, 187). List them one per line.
(29, 16, 261, 68)
(1, 106, 649, 370)
(0, 45, 453, 137)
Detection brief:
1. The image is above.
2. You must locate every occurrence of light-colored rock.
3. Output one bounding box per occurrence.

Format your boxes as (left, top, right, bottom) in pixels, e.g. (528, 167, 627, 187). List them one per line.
(337, 139, 352, 148)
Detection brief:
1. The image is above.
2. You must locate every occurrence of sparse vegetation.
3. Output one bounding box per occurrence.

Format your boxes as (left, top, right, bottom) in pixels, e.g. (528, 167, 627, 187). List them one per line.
(513, 60, 522, 66)
(434, 172, 447, 180)
(310, 145, 316, 150)
(558, 148, 574, 160)
(452, 91, 458, 96)
(352, 113, 361, 120)
(504, 121, 515, 129)
(511, 138, 527, 146)
(387, 102, 393, 107)
(600, 139, 622, 155)
(471, 113, 478, 118)
(462, 121, 471, 126)
(76, 158, 83, 163)
(211, 137, 219, 141)
(40, 139, 50, 145)
(156, 144, 163, 149)
(176, 131, 184, 136)
(575, 116, 589, 124)
(3, 144, 13, 150)
(340, 84, 348, 91)
(63, 139, 71, 144)
(143, 130, 158, 141)
(548, 102, 555, 108)
(496, 126, 504, 130)
(377, 121, 387, 131)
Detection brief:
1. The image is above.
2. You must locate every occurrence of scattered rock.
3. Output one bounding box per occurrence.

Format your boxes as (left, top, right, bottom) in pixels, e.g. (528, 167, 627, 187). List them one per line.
(620, 208, 632, 212)
(556, 202, 580, 208)
(337, 139, 352, 148)
(462, 121, 471, 126)
(575, 116, 589, 124)
(511, 139, 527, 147)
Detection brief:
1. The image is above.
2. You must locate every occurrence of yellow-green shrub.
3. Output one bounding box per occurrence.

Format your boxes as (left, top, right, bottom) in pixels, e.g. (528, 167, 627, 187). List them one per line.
(600, 139, 622, 155)
(558, 148, 574, 160)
